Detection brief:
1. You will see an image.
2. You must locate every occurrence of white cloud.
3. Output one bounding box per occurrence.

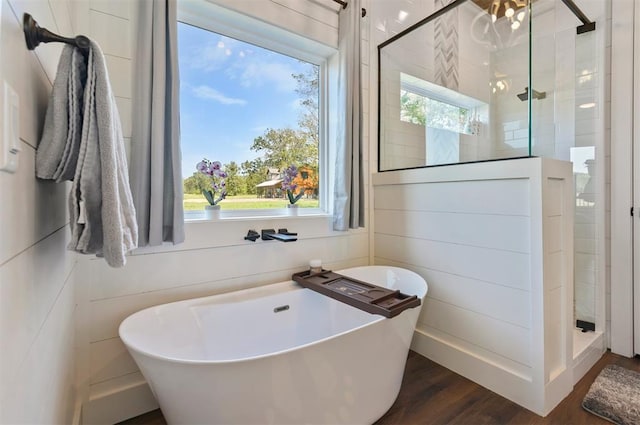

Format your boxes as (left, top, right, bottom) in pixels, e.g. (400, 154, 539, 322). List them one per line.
(182, 33, 304, 94)
(251, 125, 269, 134)
(182, 37, 241, 71)
(237, 60, 298, 92)
(192, 85, 247, 105)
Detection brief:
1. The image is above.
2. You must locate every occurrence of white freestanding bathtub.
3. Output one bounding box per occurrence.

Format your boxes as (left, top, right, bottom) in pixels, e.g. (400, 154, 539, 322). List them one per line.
(119, 266, 427, 425)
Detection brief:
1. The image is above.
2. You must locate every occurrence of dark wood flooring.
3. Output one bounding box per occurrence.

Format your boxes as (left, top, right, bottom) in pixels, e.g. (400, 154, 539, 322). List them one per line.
(118, 350, 640, 425)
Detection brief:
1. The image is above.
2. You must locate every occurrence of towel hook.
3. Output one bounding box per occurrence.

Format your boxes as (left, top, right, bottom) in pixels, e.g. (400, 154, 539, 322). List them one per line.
(23, 13, 90, 52)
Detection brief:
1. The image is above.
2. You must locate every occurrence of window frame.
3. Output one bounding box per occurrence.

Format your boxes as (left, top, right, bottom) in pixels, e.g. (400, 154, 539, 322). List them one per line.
(177, 1, 334, 221)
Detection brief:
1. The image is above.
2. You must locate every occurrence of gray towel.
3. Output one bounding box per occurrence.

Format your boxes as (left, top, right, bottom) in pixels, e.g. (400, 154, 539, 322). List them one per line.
(35, 45, 85, 182)
(67, 41, 138, 267)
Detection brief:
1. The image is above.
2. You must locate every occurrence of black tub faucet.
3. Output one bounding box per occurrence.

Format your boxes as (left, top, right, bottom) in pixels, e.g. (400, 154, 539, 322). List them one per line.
(261, 228, 297, 242)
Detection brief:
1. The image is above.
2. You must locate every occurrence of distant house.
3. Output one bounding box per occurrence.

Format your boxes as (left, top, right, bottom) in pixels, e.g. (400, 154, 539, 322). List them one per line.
(255, 166, 318, 199)
(255, 168, 282, 198)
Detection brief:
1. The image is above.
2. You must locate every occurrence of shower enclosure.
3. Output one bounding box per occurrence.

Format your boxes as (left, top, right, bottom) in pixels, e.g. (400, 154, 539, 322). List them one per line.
(377, 0, 605, 366)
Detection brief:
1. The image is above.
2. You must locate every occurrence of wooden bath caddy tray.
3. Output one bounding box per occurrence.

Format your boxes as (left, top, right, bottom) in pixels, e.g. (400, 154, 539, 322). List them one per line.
(292, 270, 421, 318)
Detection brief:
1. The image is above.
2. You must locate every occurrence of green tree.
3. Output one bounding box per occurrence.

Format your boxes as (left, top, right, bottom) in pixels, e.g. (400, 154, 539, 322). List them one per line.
(251, 128, 317, 170)
(400, 90, 427, 125)
(250, 63, 320, 176)
(223, 161, 245, 196)
(293, 64, 319, 146)
(183, 172, 212, 195)
(241, 158, 267, 195)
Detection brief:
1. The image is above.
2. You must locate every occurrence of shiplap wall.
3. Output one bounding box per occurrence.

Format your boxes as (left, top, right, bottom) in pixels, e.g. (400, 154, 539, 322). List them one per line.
(372, 157, 574, 415)
(0, 0, 78, 423)
(73, 1, 371, 423)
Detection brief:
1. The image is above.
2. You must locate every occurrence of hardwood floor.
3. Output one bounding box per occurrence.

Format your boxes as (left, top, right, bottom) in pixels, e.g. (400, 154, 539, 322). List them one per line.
(118, 350, 640, 425)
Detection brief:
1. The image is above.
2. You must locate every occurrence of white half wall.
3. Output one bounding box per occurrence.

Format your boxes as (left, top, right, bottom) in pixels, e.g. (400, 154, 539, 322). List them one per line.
(372, 157, 574, 416)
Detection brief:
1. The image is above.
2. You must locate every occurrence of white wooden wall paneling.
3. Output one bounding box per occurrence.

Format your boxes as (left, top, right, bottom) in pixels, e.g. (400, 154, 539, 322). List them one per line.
(1, 274, 76, 423)
(414, 267, 530, 328)
(1, 0, 78, 422)
(88, 0, 129, 19)
(0, 227, 74, 391)
(375, 233, 530, 290)
(88, 10, 130, 58)
(207, 0, 338, 48)
(374, 179, 531, 215)
(88, 232, 368, 300)
(0, 145, 68, 264)
(374, 208, 531, 253)
(421, 297, 531, 364)
(373, 158, 574, 415)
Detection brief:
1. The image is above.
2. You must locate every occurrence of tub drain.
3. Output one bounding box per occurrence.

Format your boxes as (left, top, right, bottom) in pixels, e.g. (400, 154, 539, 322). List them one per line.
(273, 305, 290, 313)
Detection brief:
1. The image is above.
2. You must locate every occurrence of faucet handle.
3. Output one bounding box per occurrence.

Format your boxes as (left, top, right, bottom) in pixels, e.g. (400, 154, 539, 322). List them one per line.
(278, 228, 297, 236)
(244, 230, 260, 242)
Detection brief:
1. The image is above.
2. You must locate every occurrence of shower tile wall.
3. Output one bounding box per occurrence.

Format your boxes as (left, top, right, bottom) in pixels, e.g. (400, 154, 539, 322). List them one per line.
(0, 0, 78, 423)
(377, 0, 491, 170)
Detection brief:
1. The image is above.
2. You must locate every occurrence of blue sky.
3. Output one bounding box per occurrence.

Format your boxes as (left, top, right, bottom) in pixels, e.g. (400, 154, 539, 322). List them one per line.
(178, 22, 314, 179)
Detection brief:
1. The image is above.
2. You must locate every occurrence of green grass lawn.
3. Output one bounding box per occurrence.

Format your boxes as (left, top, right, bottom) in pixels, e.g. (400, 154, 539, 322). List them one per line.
(183, 193, 319, 210)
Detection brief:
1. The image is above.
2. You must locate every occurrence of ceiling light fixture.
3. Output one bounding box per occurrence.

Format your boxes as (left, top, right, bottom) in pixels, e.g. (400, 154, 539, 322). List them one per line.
(490, 0, 500, 23)
(504, 1, 515, 18)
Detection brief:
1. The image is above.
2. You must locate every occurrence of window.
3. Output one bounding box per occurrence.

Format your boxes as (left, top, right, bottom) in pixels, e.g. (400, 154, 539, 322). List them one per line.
(399, 73, 486, 166)
(401, 90, 473, 135)
(177, 13, 327, 217)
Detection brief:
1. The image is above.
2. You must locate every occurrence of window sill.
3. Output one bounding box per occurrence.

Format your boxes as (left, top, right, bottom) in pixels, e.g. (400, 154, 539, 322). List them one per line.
(184, 208, 330, 222)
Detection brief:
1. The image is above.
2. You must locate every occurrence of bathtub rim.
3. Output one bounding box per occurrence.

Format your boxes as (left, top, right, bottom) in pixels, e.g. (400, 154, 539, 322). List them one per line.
(119, 265, 427, 366)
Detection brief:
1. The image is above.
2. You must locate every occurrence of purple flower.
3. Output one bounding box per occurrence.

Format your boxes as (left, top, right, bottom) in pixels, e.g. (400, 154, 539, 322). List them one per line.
(281, 165, 299, 192)
(196, 161, 208, 173)
(197, 158, 227, 206)
(281, 164, 305, 204)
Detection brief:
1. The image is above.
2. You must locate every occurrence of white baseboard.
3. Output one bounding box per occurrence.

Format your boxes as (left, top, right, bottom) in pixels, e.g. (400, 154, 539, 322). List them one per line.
(72, 397, 83, 425)
(82, 375, 158, 425)
(572, 332, 605, 386)
(411, 328, 571, 417)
